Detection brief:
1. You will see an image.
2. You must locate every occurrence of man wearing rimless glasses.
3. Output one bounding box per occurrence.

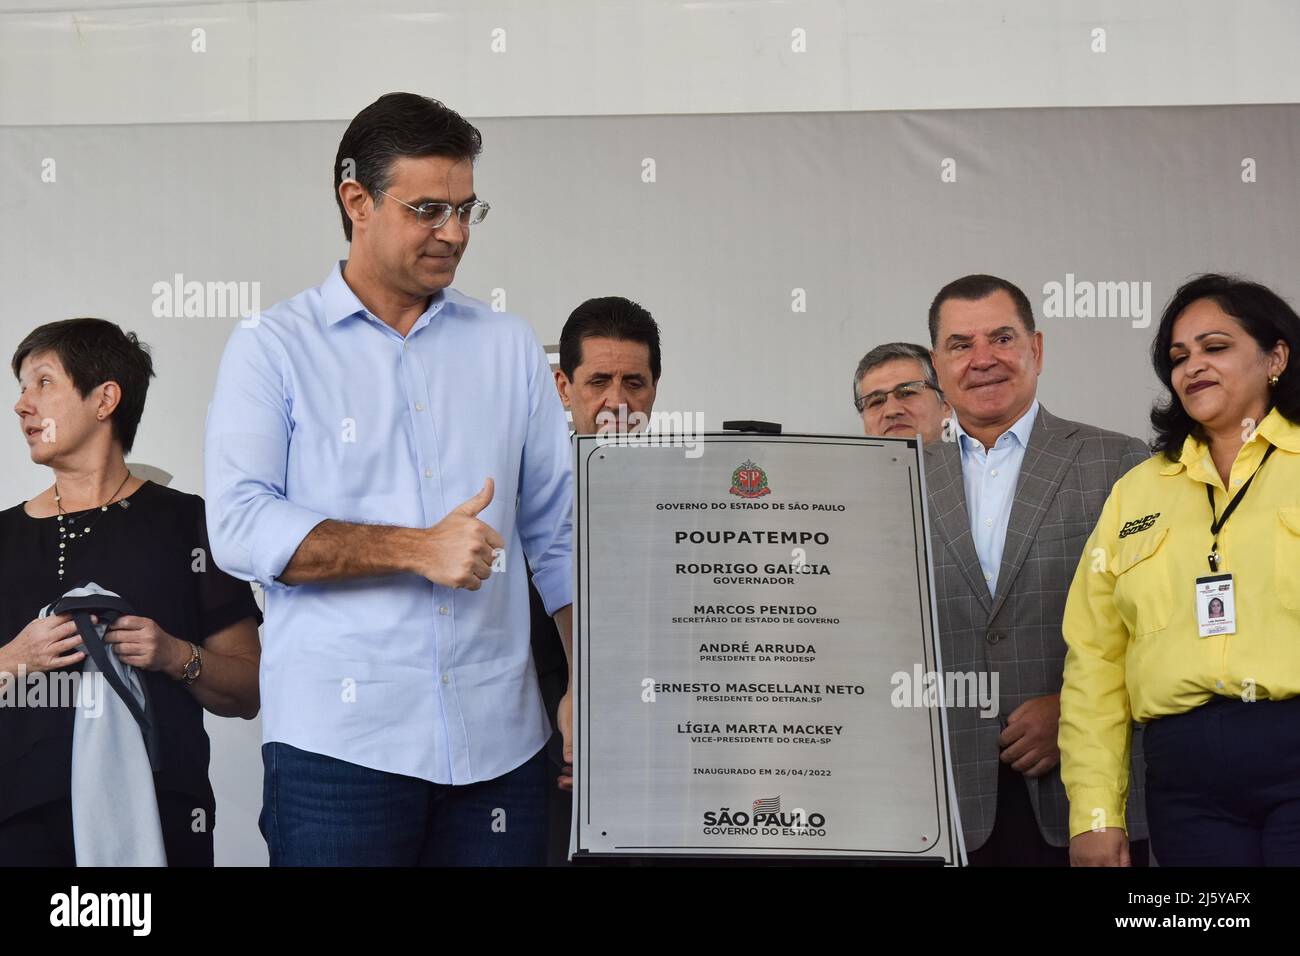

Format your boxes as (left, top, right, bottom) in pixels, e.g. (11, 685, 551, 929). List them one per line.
(205, 92, 575, 866)
(852, 341, 952, 446)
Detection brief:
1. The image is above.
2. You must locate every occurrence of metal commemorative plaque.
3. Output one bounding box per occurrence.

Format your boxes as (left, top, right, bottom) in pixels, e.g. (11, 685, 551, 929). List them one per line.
(570, 432, 964, 864)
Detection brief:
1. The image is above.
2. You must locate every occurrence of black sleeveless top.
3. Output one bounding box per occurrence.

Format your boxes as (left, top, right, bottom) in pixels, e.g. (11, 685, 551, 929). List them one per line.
(0, 480, 262, 824)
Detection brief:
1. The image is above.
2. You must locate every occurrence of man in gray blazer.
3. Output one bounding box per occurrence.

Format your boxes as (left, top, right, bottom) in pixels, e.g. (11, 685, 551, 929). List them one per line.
(924, 274, 1150, 866)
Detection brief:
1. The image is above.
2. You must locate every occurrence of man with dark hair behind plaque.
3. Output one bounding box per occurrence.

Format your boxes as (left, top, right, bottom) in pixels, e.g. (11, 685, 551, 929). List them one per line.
(533, 295, 662, 864)
(556, 296, 662, 436)
(923, 273, 1151, 866)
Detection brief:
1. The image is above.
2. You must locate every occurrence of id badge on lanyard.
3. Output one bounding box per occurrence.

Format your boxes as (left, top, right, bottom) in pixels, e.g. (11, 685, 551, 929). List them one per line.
(1198, 443, 1275, 639)
(1195, 573, 1236, 637)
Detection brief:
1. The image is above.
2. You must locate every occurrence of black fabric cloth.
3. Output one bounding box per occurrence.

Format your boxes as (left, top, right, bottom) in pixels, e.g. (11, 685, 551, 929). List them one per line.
(0, 480, 262, 837)
(0, 791, 214, 867)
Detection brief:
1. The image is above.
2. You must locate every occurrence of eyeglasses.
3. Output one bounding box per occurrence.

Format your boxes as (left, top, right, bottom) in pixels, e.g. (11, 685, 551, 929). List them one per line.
(854, 380, 939, 414)
(376, 190, 490, 228)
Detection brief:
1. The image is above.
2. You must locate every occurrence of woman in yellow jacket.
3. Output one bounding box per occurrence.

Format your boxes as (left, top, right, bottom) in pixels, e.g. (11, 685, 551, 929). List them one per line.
(1060, 273, 1300, 866)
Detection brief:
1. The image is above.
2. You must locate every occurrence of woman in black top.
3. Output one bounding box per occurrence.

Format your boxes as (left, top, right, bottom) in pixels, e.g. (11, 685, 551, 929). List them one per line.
(0, 318, 261, 866)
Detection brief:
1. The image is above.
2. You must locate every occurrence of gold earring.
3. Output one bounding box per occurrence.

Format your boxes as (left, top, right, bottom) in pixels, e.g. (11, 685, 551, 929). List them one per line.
(1270, 375, 1280, 387)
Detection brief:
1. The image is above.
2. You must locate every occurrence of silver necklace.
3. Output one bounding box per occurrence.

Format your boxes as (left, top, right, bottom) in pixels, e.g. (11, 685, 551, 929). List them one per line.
(55, 473, 132, 582)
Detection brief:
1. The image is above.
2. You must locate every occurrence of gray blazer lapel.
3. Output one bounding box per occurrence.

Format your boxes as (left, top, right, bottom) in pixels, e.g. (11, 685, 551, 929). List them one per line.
(925, 438, 992, 615)
(988, 405, 1081, 620)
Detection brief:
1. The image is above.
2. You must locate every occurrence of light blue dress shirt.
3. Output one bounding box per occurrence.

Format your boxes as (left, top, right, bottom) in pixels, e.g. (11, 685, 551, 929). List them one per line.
(952, 400, 1040, 597)
(204, 261, 573, 785)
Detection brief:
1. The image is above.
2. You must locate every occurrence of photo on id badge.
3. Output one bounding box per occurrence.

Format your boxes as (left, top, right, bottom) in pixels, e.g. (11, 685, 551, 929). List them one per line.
(1196, 573, 1236, 637)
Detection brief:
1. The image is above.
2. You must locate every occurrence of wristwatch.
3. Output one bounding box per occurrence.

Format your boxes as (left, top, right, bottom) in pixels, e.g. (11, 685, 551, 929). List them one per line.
(181, 642, 203, 685)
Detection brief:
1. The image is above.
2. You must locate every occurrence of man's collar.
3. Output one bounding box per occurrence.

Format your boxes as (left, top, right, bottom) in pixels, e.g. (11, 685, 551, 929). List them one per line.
(321, 259, 447, 328)
(953, 398, 1040, 453)
(322, 260, 364, 326)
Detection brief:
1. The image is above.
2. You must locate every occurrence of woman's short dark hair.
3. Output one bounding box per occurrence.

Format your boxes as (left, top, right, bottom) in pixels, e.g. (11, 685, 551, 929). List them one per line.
(559, 297, 662, 382)
(11, 318, 155, 454)
(1150, 273, 1300, 459)
(334, 92, 483, 242)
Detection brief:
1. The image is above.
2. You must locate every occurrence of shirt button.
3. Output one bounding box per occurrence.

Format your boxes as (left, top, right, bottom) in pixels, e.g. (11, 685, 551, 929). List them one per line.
(1231, 479, 1242, 487)
(441, 673, 450, 685)
(415, 402, 425, 412)
(984, 572, 992, 581)
(1216, 680, 1225, 690)
(984, 518, 993, 527)
(439, 605, 449, 615)
(424, 468, 433, 478)
(990, 469, 999, 477)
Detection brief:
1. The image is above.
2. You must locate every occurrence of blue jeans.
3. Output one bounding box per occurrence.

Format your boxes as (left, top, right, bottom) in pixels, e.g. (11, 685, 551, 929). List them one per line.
(260, 742, 548, 866)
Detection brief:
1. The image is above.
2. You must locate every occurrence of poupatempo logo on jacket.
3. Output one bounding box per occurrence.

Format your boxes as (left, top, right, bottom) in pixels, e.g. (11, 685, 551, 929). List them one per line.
(1119, 513, 1161, 538)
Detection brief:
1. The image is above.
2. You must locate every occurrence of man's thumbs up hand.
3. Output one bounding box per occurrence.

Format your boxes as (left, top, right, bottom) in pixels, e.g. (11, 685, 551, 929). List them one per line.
(454, 477, 495, 518)
(418, 478, 506, 590)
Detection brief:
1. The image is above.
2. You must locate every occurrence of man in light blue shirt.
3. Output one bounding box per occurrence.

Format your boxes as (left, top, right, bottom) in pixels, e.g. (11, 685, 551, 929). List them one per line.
(204, 92, 574, 866)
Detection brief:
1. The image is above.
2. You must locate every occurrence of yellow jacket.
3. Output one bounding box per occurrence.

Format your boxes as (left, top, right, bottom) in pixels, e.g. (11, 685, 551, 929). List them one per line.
(1059, 407, 1300, 838)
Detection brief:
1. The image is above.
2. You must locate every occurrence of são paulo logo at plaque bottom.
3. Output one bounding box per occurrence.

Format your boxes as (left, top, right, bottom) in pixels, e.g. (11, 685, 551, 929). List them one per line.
(729, 459, 772, 498)
(701, 795, 828, 836)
